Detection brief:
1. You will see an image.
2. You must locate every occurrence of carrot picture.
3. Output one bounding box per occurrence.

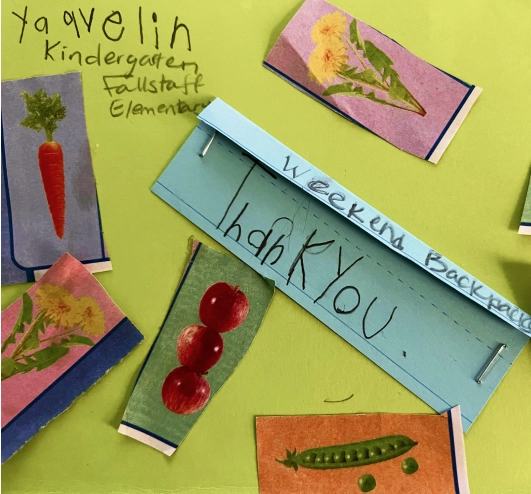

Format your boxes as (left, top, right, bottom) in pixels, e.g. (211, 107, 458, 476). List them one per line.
(20, 89, 67, 239)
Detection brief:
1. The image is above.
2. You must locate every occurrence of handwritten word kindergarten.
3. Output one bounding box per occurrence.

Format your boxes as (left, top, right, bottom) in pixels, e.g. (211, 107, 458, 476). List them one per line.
(11, 6, 210, 117)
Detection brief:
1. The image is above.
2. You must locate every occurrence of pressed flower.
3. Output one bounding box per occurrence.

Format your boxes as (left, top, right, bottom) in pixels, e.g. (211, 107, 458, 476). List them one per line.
(74, 297, 106, 337)
(308, 39, 348, 85)
(35, 284, 80, 328)
(311, 12, 348, 43)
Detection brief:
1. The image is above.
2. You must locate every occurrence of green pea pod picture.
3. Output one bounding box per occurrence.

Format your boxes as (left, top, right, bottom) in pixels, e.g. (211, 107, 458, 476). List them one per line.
(276, 434, 417, 471)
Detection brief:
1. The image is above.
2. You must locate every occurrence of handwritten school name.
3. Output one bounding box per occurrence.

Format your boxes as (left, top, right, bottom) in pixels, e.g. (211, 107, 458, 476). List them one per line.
(11, 6, 210, 118)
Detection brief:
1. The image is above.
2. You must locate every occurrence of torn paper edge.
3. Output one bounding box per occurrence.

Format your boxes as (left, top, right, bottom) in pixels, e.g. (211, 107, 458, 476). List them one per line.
(2, 317, 143, 463)
(118, 424, 177, 456)
(428, 87, 483, 164)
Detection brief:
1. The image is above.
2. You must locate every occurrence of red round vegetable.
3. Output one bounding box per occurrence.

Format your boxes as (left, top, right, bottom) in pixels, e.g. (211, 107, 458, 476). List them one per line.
(199, 282, 249, 333)
(161, 366, 210, 415)
(177, 324, 224, 374)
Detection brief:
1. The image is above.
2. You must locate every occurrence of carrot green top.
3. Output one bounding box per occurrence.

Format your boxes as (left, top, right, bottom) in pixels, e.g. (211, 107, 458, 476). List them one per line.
(20, 89, 67, 142)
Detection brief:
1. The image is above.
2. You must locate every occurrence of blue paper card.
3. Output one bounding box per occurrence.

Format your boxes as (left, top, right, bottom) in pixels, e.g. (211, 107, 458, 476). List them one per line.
(1, 73, 111, 286)
(152, 99, 529, 431)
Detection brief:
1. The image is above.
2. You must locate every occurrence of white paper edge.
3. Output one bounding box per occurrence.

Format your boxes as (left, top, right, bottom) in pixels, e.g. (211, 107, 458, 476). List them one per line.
(518, 224, 531, 235)
(428, 87, 483, 164)
(34, 260, 113, 281)
(448, 405, 470, 494)
(118, 424, 176, 456)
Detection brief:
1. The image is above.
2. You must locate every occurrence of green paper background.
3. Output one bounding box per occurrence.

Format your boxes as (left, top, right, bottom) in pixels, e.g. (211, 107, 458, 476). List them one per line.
(122, 244, 274, 445)
(1, 0, 530, 492)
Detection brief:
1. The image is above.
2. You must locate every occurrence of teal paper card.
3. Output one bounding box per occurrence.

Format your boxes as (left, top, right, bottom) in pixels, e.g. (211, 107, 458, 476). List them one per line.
(152, 100, 529, 431)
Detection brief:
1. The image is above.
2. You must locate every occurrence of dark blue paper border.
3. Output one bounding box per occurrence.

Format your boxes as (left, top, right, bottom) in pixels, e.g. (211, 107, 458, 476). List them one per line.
(1, 317, 143, 463)
(120, 421, 178, 449)
(447, 407, 461, 494)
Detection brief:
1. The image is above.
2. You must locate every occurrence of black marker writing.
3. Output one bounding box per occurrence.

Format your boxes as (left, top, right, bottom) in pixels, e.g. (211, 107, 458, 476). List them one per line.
(362, 297, 397, 339)
(287, 229, 335, 290)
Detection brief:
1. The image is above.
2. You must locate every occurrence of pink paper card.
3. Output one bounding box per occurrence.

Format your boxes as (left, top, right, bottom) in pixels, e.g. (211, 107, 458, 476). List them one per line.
(264, 0, 482, 163)
(1, 253, 144, 463)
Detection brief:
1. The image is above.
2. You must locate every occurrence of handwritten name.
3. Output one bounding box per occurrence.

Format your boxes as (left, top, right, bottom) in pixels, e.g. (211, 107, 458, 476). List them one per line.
(10, 6, 210, 118)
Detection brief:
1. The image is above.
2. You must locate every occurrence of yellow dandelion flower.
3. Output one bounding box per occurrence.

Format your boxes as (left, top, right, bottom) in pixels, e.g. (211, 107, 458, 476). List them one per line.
(35, 284, 80, 328)
(73, 297, 106, 337)
(311, 12, 348, 43)
(308, 39, 348, 85)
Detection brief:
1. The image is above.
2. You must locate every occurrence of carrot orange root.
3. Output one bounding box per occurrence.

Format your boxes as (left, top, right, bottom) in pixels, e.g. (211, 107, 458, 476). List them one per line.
(38, 142, 65, 239)
(20, 89, 67, 239)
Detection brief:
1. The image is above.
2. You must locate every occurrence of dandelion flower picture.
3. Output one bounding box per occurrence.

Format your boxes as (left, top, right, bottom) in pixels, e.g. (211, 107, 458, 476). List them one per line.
(35, 284, 80, 328)
(2, 282, 107, 381)
(307, 12, 426, 116)
(308, 38, 348, 84)
(74, 297, 106, 337)
(311, 12, 347, 42)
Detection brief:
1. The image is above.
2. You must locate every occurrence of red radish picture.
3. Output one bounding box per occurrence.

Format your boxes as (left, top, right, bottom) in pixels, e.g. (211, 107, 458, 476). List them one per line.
(161, 366, 211, 415)
(161, 281, 249, 415)
(177, 324, 224, 374)
(20, 89, 67, 239)
(199, 282, 250, 333)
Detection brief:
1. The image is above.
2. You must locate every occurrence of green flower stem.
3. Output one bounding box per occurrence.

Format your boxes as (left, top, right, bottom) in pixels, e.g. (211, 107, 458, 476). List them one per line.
(406, 94, 426, 115)
(337, 74, 386, 94)
(336, 75, 423, 115)
(345, 93, 424, 114)
(342, 35, 368, 71)
(389, 94, 424, 115)
(341, 33, 425, 116)
(37, 326, 83, 345)
(10, 312, 46, 360)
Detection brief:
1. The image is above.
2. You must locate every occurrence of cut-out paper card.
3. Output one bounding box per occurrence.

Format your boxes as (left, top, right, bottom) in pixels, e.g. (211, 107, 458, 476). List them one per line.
(119, 241, 274, 456)
(152, 98, 530, 432)
(1, 253, 144, 463)
(264, 0, 482, 164)
(518, 175, 531, 235)
(1, 72, 111, 286)
(256, 407, 469, 494)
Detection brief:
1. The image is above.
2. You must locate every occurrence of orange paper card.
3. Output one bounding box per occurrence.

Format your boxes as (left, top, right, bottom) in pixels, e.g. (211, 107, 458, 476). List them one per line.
(256, 407, 468, 494)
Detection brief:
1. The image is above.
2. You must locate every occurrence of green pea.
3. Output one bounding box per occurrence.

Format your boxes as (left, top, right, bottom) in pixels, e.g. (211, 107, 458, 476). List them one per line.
(303, 452, 316, 463)
(324, 452, 333, 463)
(402, 457, 419, 474)
(345, 450, 358, 462)
(315, 453, 324, 463)
(333, 451, 345, 463)
(368, 446, 381, 458)
(357, 448, 369, 460)
(393, 439, 405, 449)
(358, 473, 376, 492)
(380, 443, 394, 455)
